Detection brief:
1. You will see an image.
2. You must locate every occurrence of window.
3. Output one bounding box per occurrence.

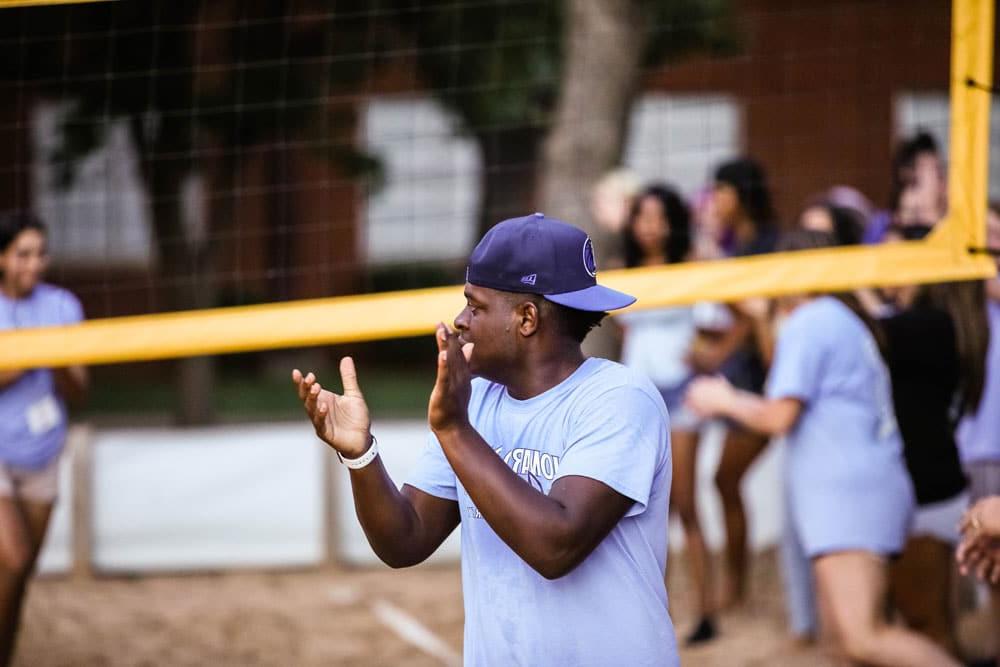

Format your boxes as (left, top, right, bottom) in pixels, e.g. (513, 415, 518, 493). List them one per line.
(362, 98, 482, 265)
(624, 94, 742, 197)
(31, 102, 154, 267)
(895, 91, 1000, 200)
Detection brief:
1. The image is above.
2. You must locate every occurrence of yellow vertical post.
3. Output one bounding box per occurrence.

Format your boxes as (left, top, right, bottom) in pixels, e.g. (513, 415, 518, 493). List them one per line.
(938, 0, 995, 256)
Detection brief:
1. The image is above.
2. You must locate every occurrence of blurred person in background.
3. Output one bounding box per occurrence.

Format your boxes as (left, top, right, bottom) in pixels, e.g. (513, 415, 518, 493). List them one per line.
(686, 230, 959, 667)
(0, 211, 87, 666)
(590, 168, 641, 246)
(825, 185, 876, 227)
(616, 184, 717, 644)
(773, 203, 869, 648)
(878, 223, 987, 656)
(686, 157, 779, 610)
(689, 185, 726, 260)
(582, 168, 640, 362)
(866, 131, 947, 243)
(957, 202, 1000, 663)
(798, 201, 865, 246)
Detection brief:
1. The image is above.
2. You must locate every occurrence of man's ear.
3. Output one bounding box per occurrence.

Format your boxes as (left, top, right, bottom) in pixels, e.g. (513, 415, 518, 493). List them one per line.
(515, 300, 540, 337)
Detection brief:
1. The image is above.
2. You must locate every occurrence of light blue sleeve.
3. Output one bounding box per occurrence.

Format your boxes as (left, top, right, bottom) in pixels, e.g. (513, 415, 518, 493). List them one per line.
(57, 289, 84, 325)
(766, 306, 829, 405)
(405, 432, 458, 501)
(554, 385, 667, 518)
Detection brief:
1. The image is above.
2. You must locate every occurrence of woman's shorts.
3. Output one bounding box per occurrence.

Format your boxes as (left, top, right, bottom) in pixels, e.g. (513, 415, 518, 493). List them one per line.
(910, 491, 969, 544)
(966, 461, 1000, 503)
(0, 455, 61, 504)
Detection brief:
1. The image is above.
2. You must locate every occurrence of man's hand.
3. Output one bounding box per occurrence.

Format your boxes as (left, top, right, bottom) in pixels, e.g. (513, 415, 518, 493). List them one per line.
(428, 324, 474, 434)
(292, 357, 371, 458)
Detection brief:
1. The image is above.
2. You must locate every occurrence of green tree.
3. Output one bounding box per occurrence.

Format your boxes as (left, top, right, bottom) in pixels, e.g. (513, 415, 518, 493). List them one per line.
(1, 0, 379, 424)
(386, 0, 733, 236)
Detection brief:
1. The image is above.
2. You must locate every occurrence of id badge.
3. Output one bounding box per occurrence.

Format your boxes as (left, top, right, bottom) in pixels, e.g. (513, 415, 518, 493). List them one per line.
(25, 395, 61, 436)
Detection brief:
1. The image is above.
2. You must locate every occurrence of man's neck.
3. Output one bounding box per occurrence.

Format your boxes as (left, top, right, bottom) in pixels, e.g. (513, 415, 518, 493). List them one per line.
(503, 346, 587, 401)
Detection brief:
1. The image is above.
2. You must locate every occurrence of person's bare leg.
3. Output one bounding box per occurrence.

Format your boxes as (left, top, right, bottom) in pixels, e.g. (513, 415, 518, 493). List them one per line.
(815, 551, 960, 667)
(4, 502, 52, 665)
(890, 535, 959, 655)
(670, 429, 715, 643)
(713, 428, 768, 609)
(990, 583, 1000, 667)
(0, 498, 33, 667)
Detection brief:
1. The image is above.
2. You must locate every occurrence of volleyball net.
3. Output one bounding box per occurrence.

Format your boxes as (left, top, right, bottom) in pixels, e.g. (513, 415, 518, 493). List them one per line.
(0, 0, 995, 371)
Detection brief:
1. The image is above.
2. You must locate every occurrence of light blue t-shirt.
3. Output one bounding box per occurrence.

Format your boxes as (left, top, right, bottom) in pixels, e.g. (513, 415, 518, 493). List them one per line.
(407, 358, 677, 667)
(958, 300, 1000, 463)
(0, 283, 84, 469)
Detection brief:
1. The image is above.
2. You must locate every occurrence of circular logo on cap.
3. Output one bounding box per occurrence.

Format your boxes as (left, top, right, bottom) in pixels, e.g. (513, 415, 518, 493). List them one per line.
(583, 237, 597, 277)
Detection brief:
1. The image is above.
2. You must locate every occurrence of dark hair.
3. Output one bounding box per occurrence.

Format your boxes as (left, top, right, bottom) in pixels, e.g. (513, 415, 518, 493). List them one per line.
(885, 222, 933, 242)
(777, 229, 886, 353)
(622, 184, 692, 268)
(892, 131, 938, 176)
(0, 211, 46, 253)
(888, 131, 939, 210)
(714, 157, 777, 228)
(800, 203, 864, 246)
(551, 303, 606, 344)
(915, 281, 988, 415)
(506, 292, 606, 344)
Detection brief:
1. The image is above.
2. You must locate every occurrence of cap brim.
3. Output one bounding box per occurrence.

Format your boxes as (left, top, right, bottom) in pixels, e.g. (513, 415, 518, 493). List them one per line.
(544, 284, 636, 312)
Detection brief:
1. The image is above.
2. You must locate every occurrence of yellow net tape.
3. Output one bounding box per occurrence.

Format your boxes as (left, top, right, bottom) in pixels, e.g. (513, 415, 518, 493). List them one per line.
(0, 0, 110, 8)
(0, 0, 994, 369)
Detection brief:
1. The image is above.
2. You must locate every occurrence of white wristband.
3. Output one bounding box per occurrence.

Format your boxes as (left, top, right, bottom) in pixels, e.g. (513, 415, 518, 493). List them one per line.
(337, 436, 379, 470)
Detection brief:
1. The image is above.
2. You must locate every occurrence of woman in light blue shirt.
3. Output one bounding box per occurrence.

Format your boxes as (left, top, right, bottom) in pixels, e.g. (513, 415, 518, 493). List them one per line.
(686, 230, 957, 666)
(0, 212, 87, 665)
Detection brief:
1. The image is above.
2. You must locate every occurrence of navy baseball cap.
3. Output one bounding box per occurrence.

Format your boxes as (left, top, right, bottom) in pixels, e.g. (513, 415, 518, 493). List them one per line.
(466, 212, 636, 312)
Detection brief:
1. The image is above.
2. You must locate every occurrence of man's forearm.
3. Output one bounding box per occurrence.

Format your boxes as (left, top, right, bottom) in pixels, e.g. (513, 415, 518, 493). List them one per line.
(347, 456, 427, 567)
(434, 424, 583, 578)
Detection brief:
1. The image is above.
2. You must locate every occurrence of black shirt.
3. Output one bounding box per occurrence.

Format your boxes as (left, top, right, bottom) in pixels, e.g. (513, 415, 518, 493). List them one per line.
(884, 306, 967, 505)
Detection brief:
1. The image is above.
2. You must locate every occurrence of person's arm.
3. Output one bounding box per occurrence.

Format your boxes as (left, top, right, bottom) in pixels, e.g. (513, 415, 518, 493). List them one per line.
(430, 326, 635, 580)
(735, 297, 775, 367)
(686, 375, 802, 436)
(54, 365, 89, 404)
(293, 361, 459, 568)
(50, 293, 90, 404)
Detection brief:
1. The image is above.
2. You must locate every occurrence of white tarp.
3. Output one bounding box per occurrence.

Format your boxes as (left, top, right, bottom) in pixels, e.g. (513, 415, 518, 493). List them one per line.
(37, 420, 783, 573)
(334, 420, 462, 565)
